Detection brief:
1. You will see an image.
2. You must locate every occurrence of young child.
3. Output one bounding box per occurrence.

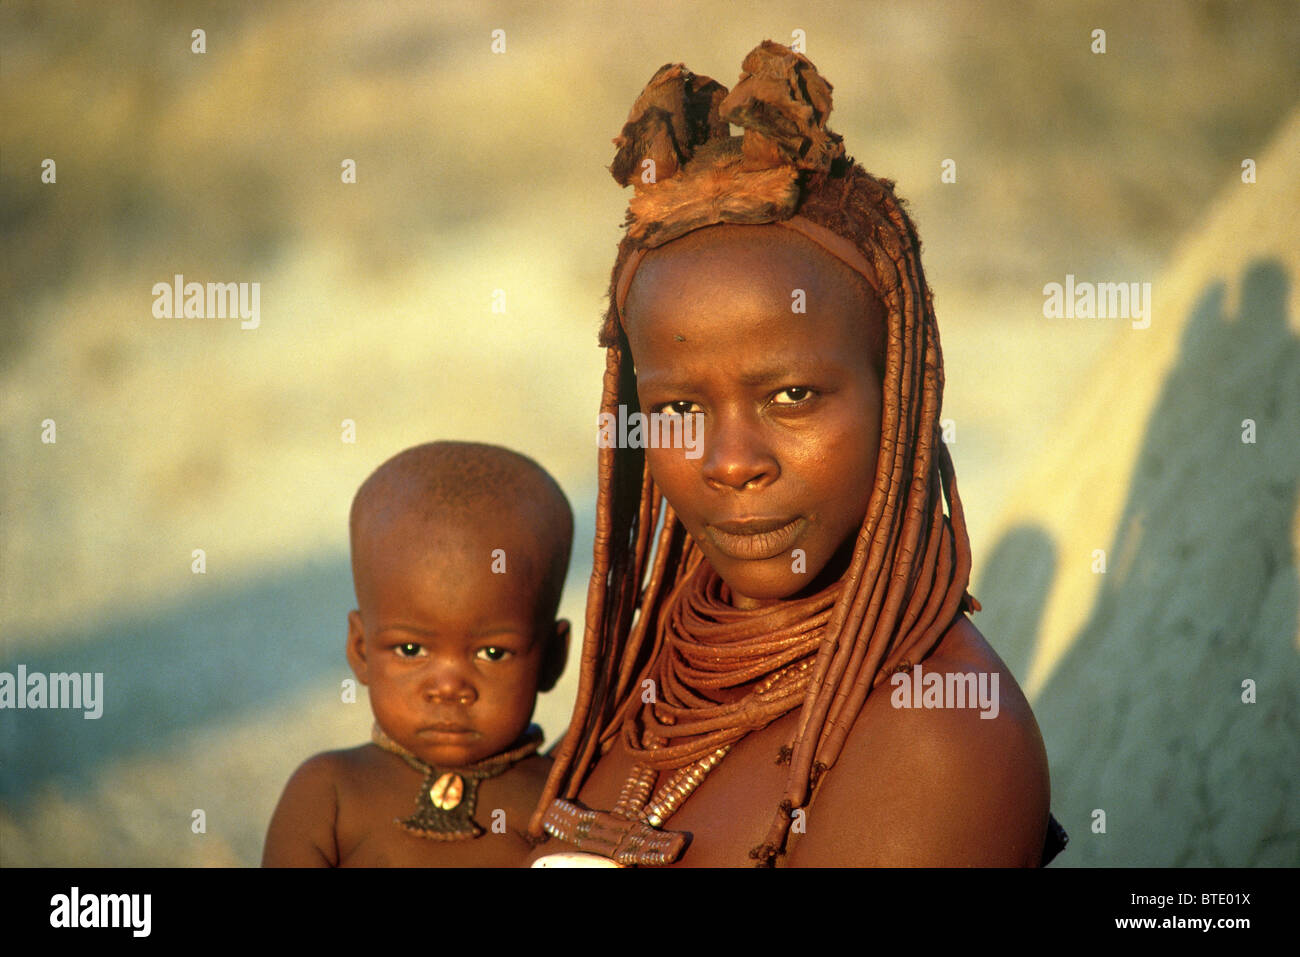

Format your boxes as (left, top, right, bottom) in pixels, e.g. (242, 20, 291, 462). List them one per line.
(264, 441, 572, 867)
(527, 42, 1066, 866)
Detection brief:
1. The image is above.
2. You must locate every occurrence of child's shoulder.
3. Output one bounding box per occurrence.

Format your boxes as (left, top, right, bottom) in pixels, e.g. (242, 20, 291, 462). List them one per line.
(285, 743, 389, 787)
(263, 744, 400, 867)
(788, 616, 1050, 866)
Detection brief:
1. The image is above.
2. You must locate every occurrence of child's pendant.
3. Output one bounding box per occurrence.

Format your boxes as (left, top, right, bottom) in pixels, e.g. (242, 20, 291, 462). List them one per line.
(371, 723, 543, 842)
(400, 768, 483, 840)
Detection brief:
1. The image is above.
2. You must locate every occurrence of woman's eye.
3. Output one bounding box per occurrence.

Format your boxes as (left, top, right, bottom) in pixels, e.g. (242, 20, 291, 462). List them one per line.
(395, 643, 425, 658)
(476, 646, 513, 662)
(772, 387, 813, 405)
(659, 400, 702, 416)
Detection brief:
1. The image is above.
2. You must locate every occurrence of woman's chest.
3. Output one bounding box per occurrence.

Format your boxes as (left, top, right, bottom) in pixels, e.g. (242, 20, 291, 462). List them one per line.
(561, 711, 806, 868)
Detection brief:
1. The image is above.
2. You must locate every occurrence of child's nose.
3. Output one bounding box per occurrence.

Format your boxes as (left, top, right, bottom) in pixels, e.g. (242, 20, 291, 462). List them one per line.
(421, 660, 477, 705)
(701, 409, 778, 492)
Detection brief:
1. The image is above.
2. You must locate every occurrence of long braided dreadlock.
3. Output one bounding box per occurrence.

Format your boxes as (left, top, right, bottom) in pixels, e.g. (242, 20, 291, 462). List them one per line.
(528, 41, 982, 865)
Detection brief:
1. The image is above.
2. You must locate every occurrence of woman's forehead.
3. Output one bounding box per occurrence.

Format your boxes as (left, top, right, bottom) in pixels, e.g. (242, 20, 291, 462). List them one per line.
(632, 225, 872, 304)
(626, 235, 874, 337)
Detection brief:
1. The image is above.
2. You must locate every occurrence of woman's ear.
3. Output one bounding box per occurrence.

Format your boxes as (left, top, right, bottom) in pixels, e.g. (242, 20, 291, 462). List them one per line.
(538, 618, 570, 693)
(345, 610, 370, 684)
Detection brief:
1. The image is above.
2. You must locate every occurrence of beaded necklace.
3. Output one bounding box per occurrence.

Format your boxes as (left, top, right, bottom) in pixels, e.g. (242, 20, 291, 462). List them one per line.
(538, 562, 835, 865)
(372, 723, 543, 840)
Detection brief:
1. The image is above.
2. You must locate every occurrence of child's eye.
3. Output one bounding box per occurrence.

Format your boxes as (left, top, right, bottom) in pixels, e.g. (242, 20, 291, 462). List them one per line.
(657, 400, 703, 416)
(395, 642, 425, 658)
(771, 386, 814, 405)
(475, 646, 514, 662)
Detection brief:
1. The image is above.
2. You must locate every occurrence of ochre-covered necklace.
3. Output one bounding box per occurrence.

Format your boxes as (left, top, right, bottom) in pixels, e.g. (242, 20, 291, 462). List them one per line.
(539, 662, 812, 866)
(372, 723, 543, 840)
(539, 561, 830, 866)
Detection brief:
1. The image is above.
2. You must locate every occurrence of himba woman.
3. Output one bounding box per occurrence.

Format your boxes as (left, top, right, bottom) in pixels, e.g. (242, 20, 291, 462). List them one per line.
(526, 41, 1067, 867)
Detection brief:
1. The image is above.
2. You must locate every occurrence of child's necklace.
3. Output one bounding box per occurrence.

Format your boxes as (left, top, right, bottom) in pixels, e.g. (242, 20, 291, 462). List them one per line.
(371, 723, 543, 841)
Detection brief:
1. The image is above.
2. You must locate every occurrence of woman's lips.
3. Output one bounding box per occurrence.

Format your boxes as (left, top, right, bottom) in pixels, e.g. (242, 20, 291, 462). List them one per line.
(703, 516, 807, 561)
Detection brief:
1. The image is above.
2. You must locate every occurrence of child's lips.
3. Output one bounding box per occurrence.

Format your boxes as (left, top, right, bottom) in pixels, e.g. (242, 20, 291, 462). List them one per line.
(418, 723, 480, 741)
(703, 516, 807, 561)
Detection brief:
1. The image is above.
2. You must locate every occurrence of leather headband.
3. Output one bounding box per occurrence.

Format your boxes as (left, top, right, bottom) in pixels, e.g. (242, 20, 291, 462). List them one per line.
(615, 215, 881, 321)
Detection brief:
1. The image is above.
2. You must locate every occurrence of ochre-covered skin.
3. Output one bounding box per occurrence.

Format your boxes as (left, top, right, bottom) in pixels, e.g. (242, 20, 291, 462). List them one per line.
(557, 618, 1047, 867)
(525, 224, 1050, 867)
(625, 225, 883, 609)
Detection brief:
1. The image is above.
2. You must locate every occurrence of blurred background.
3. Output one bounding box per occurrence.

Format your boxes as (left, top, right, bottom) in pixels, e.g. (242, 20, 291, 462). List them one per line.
(2, 0, 1296, 866)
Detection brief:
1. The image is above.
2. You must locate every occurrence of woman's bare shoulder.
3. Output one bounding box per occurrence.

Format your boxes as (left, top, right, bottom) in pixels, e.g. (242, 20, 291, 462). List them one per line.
(786, 616, 1050, 866)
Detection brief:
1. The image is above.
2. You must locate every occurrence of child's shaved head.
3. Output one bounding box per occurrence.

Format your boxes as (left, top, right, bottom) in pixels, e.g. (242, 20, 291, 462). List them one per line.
(346, 442, 573, 772)
(349, 441, 574, 621)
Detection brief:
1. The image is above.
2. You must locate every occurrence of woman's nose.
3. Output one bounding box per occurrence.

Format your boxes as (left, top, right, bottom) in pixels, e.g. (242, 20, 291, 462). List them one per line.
(700, 409, 778, 491)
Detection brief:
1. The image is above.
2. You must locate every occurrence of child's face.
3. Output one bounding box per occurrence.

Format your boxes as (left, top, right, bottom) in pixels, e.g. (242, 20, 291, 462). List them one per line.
(624, 225, 883, 608)
(346, 527, 566, 768)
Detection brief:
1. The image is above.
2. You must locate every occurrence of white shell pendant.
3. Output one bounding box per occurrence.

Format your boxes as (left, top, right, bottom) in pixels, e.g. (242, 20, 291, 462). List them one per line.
(429, 772, 464, 810)
(531, 852, 624, 868)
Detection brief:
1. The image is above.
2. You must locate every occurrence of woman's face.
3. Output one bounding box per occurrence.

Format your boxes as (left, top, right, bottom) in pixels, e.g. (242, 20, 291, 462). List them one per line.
(623, 224, 885, 608)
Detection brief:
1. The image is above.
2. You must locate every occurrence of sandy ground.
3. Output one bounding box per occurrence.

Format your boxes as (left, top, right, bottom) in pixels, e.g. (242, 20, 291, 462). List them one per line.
(2, 0, 1297, 866)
